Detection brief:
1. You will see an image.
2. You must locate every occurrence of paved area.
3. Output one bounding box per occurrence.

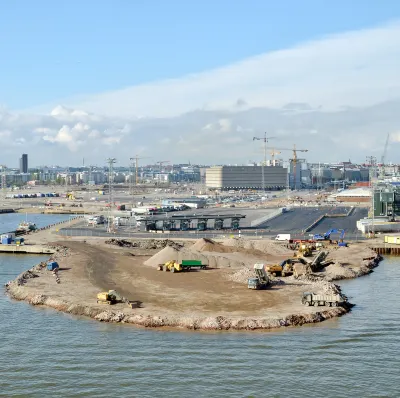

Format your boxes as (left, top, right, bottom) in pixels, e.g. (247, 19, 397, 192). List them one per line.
(310, 207, 368, 234)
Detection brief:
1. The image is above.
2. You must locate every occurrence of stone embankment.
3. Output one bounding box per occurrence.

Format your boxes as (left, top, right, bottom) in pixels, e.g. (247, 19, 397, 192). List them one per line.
(4, 243, 351, 332)
(6, 279, 349, 331)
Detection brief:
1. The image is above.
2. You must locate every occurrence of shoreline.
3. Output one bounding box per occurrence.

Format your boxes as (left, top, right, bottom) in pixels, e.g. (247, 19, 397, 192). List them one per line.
(4, 240, 382, 332)
(6, 265, 350, 331)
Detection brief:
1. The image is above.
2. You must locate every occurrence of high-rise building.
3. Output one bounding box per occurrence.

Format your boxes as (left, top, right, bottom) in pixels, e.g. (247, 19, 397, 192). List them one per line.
(19, 154, 28, 173)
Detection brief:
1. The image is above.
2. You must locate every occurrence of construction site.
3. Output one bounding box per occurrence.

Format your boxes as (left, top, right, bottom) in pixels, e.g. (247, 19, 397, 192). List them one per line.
(5, 215, 382, 330)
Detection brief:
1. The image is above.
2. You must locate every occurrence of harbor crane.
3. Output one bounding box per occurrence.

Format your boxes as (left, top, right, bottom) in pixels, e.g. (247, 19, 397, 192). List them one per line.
(272, 145, 308, 190)
(252, 133, 276, 191)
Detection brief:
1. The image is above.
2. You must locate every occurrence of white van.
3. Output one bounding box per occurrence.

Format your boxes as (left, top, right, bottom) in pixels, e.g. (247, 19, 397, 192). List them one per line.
(275, 234, 291, 241)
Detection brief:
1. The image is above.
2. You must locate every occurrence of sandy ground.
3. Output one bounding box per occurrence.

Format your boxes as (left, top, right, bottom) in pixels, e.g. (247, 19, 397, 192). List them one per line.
(4, 218, 382, 331)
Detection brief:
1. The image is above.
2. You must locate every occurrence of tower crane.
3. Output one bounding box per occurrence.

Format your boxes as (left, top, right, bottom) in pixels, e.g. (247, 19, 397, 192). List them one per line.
(380, 133, 390, 178)
(130, 155, 150, 185)
(270, 149, 281, 164)
(273, 145, 308, 190)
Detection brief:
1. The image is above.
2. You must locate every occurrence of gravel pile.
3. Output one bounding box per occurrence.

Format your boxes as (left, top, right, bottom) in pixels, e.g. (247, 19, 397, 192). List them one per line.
(226, 267, 254, 284)
(105, 238, 185, 250)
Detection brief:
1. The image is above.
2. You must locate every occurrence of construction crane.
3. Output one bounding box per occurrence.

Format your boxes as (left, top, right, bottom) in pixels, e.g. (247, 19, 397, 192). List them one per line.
(380, 133, 390, 178)
(273, 145, 308, 190)
(130, 155, 150, 185)
(270, 149, 281, 165)
(253, 133, 276, 191)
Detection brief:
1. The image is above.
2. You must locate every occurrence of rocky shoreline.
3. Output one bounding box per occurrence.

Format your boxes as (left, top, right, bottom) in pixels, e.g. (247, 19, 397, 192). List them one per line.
(6, 274, 349, 331)
(3, 242, 382, 332)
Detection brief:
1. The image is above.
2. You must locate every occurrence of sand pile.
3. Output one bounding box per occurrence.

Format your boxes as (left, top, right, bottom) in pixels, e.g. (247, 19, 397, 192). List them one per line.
(222, 238, 293, 256)
(144, 246, 184, 267)
(144, 241, 247, 269)
(191, 238, 236, 253)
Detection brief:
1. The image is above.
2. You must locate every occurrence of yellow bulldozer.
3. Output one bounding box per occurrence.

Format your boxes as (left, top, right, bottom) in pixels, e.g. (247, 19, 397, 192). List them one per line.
(296, 243, 313, 257)
(97, 290, 124, 305)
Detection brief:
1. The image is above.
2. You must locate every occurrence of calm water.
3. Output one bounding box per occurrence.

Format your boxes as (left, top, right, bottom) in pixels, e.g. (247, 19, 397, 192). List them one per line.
(0, 213, 71, 234)
(0, 217, 399, 397)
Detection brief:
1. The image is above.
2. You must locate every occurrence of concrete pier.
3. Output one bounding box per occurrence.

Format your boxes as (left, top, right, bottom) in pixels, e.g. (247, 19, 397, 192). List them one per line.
(0, 244, 55, 254)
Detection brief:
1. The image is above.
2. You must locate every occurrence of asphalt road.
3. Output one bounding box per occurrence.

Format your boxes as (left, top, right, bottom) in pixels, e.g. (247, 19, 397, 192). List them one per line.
(310, 207, 368, 234)
(260, 207, 328, 232)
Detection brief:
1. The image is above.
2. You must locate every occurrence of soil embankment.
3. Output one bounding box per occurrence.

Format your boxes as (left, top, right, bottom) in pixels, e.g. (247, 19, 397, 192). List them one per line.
(4, 238, 366, 331)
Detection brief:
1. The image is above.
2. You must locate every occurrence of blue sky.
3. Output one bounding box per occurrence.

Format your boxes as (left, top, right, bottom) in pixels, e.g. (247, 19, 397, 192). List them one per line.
(1, 0, 400, 110)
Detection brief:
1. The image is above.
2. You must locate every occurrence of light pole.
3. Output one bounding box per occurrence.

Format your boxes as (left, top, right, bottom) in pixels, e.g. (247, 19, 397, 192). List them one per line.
(253, 133, 276, 193)
(106, 158, 116, 233)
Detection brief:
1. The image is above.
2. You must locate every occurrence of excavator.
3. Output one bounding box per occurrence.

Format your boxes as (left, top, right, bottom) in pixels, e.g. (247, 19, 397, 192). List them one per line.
(313, 229, 348, 247)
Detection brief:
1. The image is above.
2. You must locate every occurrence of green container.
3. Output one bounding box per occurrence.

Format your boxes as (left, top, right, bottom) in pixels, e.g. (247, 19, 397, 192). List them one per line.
(181, 260, 202, 266)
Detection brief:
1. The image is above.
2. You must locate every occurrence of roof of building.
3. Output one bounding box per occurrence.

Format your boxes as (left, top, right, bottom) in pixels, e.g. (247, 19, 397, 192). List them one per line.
(332, 187, 372, 197)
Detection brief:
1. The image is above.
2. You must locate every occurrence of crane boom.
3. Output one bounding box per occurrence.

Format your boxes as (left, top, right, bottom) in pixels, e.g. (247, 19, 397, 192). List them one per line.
(272, 146, 308, 189)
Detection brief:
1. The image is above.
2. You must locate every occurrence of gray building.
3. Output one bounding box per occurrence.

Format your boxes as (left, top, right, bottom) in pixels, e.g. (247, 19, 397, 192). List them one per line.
(19, 154, 28, 174)
(206, 166, 287, 190)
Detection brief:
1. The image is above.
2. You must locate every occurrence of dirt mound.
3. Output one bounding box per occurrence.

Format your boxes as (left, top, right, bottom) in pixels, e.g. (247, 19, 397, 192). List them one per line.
(191, 238, 236, 253)
(105, 238, 184, 250)
(222, 238, 293, 256)
(144, 245, 246, 269)
(143, 246, 183, 268)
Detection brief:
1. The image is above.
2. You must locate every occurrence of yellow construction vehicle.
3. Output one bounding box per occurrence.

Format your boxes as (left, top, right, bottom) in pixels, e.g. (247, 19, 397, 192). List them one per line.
(296, 243, 313, 257)
(97, 290, 124, 305)
(265, 263, 284, 277)
(158, 260, 206, 273)
(157, 260, 183, 273)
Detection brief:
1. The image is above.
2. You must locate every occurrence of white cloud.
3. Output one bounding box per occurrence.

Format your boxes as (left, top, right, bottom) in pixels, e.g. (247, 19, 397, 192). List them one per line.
(2, 22, 400, 166)
(24, 20, 400, 119)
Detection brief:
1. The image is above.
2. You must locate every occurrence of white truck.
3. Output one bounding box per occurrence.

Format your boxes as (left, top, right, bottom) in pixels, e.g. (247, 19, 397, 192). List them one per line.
(302, 292, 347, 307)
(275, 234, 291, 241)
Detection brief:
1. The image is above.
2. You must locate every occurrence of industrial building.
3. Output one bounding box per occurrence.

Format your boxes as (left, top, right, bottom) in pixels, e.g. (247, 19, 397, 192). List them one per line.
(205, 166, 287, 190)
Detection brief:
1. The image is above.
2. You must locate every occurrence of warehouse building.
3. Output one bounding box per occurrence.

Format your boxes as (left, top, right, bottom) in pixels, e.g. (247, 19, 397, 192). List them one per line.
(205, 166, 287, 190)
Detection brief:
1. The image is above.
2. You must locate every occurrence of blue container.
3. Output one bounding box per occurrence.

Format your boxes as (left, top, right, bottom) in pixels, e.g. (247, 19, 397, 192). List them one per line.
(1, 237, 11, 245)
(47, 261, 59, 271)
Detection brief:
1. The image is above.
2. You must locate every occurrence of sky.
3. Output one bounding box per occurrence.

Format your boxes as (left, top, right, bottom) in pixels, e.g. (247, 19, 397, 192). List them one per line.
(1, 1, 400, 167)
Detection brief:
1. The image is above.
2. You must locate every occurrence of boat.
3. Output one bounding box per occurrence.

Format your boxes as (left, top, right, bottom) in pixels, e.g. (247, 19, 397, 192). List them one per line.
(16, 221, 37, 233)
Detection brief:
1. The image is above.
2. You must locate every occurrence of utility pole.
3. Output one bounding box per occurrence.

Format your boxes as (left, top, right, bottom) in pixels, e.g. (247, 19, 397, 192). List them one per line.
(129, 159, 135, 207)
(65, 167, 69, 193)
(253, 133, 276, 192)
(106, 158, 116, 233)
(0, 165, 7, 199)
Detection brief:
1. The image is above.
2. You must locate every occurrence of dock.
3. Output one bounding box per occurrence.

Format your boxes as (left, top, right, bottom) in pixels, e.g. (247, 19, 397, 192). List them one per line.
(0, 244, 55, 254)
(371, 246, 400, 255)
(0, 209, 15, 214)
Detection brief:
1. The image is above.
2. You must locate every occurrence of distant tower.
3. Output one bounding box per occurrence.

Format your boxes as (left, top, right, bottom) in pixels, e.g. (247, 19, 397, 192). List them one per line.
(19, 154, 28, 173)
